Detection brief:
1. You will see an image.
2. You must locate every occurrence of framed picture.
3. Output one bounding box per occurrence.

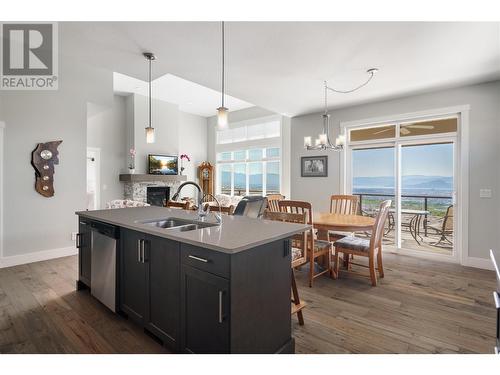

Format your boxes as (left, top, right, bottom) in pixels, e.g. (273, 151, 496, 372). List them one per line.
(301, 156, 328, 177)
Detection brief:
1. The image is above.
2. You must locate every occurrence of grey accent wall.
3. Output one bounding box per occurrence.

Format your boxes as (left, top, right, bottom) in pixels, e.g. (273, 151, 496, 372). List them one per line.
(0, 28, 113, 257)
(87, 96, 127, 208)
(291, 80, 500, 259)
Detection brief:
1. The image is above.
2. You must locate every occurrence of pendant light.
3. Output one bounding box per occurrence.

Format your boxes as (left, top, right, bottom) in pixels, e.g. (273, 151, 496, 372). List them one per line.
(304, 68, 378, 151)
(216, 21, 228, 130)
(144, 52, 156, 143)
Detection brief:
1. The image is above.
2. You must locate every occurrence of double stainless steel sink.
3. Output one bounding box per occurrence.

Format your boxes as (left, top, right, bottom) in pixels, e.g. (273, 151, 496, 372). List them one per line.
(140, 217, 218, 232)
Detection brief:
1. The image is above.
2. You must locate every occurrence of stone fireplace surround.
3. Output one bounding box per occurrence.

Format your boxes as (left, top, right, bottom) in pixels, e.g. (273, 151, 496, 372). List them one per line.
(119, 174, 187, 204)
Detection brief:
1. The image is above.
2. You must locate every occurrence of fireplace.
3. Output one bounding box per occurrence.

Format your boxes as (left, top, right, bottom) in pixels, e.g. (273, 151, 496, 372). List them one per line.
(147, 186, 170, 207)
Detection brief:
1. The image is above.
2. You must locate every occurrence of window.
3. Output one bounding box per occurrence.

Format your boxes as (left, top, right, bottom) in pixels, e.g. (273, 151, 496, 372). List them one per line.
(350, 125, 396, 142)
(215, 118, 282, 196)
(400, 118, 457, 137)
(216, 148, 281, 196)
(216, 121, 280, 144)
(349, 117, 458, 142)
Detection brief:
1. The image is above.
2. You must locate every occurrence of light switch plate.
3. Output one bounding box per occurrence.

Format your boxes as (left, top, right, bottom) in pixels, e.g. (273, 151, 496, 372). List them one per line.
(480, 189, 492, 198)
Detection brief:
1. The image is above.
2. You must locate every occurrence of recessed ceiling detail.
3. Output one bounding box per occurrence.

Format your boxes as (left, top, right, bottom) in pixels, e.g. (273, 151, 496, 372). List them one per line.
(113, 72, 254, 117)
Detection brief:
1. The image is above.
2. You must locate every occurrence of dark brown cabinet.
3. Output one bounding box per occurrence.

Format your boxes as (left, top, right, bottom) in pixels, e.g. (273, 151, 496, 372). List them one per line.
(120, 229, 180, 350)
(180, 265, 229, 353)
(77, 219, 92, 288)
(145, 236, 180, 349)
(120, 229, 147, 324)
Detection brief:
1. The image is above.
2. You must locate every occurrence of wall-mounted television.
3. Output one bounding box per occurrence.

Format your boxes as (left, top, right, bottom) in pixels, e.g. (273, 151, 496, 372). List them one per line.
(148, 154, 178, 175)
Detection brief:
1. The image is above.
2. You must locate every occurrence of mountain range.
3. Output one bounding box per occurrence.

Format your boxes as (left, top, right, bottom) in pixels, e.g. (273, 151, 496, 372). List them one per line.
(353, 175, 453, 190)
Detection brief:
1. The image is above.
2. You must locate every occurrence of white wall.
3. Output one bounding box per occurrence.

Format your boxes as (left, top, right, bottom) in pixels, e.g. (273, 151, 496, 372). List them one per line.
(87, 96, 127, 208)
(179, 111, 208, 185)
(291, 80, 500, 260)
(130, 94, 179, 173)
(0, 25, 112, 261)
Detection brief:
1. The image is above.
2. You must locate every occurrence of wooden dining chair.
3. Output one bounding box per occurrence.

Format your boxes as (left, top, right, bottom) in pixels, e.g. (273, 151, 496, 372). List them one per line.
(166, 200, 190, 210)
(266, 194, 285, 212)
(278, 200, 332, 287)
(333, 200, 391, 286)
(330, 195, 359, 215)
(327, 194, 360, 241)
(203, 203, 235, 215)
(264, 210, 308, 325)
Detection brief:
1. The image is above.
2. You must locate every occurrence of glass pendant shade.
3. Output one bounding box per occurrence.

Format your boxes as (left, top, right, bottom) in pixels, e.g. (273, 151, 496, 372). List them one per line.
(217, 106, 229, 130)
(145, 126, 155, 144)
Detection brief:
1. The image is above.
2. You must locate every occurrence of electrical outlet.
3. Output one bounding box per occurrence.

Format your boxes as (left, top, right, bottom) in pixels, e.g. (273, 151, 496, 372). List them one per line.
(480, 189, 492, 198)
(71, 232, 78, 241)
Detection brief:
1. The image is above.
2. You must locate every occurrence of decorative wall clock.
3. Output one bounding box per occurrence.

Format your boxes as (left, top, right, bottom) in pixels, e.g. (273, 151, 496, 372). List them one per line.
(31, 140, 62, 197)
(198, 162, 214, 201)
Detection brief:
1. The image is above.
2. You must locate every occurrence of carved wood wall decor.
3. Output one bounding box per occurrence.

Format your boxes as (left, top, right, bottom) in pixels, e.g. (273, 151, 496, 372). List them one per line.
(198, 162, 214, 202)
(31, 140, 62, 197)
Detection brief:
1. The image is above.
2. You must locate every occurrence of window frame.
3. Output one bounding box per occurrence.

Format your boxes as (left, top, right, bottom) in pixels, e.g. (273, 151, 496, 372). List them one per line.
(215, 115, 282, 196)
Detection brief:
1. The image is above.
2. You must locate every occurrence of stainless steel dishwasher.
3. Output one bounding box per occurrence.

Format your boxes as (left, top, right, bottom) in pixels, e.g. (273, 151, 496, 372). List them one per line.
(90, 221, 119, 312)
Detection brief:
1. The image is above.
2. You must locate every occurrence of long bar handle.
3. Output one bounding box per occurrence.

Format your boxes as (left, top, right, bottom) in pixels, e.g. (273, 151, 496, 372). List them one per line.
(188, 255, 208, 263)
(76, 233, 82, 248)
(142, 239, 147, 263)
(218, 290, 223, 324)
(494, 291, 500, 309)
(137, 239, 142, 263)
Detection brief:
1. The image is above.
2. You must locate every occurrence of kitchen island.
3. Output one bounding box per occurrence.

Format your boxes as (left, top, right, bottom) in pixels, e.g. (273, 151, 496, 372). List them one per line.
(75, 206, 309, 354)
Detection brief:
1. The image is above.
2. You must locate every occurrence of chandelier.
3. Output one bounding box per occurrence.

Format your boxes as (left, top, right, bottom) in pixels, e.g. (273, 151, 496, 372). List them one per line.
(304, 68, 378, 151)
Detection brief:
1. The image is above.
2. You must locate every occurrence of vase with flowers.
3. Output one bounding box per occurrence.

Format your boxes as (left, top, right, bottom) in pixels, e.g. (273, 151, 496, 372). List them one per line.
(180, 154, 191, 176)
(128, 148, 136, 174)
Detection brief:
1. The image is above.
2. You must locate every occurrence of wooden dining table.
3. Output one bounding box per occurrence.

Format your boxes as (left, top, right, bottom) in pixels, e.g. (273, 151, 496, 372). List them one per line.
(313, 212, 375, 238)
(313, 213, 376, 278)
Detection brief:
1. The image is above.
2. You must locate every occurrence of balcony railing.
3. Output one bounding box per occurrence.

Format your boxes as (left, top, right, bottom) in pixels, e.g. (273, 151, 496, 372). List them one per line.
(353, 192, 453, 237)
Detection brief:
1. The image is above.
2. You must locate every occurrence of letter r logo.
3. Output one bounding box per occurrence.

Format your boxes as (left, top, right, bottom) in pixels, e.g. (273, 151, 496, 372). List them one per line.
(2, 23, 53, 75)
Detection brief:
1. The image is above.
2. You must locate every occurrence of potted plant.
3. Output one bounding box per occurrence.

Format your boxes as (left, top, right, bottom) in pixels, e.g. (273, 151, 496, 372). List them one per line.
(180, 154, 191, 176)
(128, 148, 136, 174)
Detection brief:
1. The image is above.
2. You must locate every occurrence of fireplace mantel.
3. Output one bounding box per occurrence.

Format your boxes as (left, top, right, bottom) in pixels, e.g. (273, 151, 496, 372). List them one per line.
(119, 174, 188, 183)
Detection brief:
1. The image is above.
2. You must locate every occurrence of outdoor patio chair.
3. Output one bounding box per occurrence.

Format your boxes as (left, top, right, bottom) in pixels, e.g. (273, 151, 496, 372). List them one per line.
(428, 204, 453, 246)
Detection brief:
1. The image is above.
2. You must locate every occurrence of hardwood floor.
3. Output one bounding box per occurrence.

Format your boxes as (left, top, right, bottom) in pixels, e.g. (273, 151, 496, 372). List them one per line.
(0, 253, 496, 354)
(293, 252, 497, 353)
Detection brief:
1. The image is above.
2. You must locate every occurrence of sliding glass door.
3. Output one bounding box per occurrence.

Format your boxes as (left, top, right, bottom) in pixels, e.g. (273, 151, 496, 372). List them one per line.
(346, 117, 458, 258)
(399, 142, 455, 255)
(351, 146, 396, 246)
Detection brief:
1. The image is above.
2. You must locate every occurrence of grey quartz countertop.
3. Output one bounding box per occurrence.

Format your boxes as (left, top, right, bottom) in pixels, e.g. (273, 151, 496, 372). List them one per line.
(76, 206, 310, 254)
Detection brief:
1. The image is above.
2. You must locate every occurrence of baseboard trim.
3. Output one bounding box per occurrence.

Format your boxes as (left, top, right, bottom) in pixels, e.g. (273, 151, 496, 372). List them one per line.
(463, 256, 495, 271)
(0, 246, 78, 269)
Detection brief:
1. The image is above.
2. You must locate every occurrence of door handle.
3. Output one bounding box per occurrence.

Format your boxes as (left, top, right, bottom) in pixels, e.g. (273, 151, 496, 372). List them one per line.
(137, 239, 142, 263)
(142, 240, 147, 263)
(76, 233, 82, 248)
(494, 292, 500, 310)
(188, 255, 208, 263)
(218, 290, 223, 324)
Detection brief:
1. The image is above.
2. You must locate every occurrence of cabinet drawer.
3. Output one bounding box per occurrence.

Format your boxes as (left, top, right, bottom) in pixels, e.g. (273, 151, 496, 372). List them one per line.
(181, 243, 230, 279)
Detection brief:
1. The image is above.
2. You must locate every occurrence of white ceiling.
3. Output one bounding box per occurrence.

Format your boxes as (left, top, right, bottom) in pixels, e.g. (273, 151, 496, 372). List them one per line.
(63, 22, 500, 117)
(113, 72, 254, 117)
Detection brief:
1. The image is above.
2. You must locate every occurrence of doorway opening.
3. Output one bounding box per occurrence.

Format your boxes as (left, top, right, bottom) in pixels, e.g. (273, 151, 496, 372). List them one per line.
(86, 147, 101, 210)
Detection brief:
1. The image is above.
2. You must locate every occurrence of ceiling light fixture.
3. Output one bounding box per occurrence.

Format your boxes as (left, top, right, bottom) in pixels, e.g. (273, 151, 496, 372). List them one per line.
(304, 68, 378, 151)
(144, 52, 156, 143)
(216, 21, 228, 130)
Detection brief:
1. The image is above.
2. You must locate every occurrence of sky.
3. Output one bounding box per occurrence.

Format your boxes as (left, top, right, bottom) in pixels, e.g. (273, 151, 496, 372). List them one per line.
(352, 143, 454, 178)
